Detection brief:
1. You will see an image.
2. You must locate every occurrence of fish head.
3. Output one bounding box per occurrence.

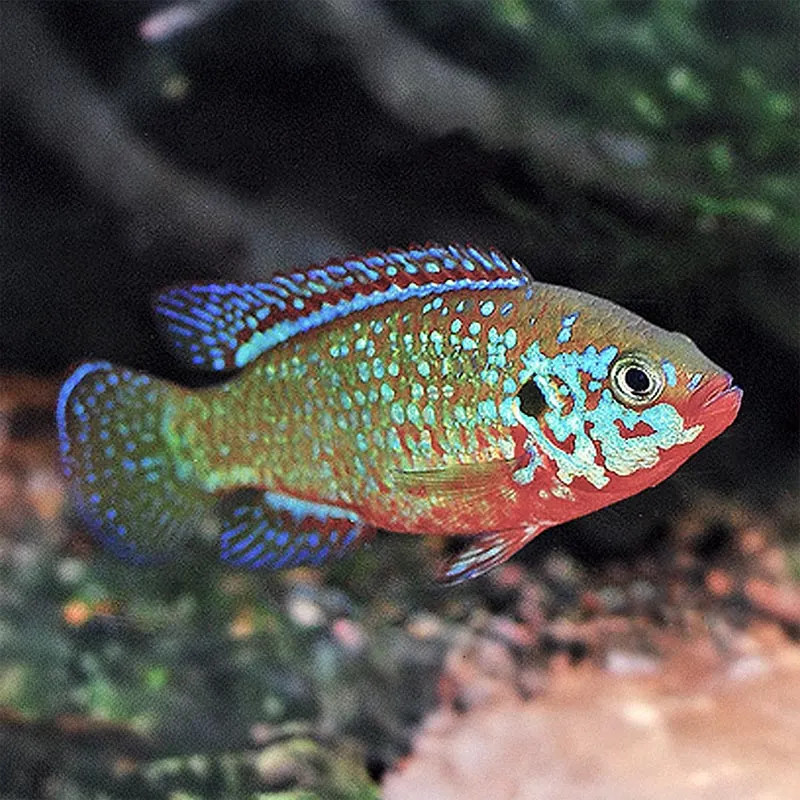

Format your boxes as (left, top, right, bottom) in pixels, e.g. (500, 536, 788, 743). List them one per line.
(508, 285, 742, 504)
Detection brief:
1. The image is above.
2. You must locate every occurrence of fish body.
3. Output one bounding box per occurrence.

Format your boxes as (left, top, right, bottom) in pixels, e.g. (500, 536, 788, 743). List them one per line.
(57, 244, 741, 581)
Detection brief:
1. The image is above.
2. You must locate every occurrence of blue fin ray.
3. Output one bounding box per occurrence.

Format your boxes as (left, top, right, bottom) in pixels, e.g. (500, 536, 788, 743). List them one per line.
(436, 528, 539, 584)
(215, 488, 374, 569)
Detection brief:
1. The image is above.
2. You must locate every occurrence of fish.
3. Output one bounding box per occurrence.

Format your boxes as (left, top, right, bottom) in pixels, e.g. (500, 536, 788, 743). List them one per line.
(56, 243, 742, 583)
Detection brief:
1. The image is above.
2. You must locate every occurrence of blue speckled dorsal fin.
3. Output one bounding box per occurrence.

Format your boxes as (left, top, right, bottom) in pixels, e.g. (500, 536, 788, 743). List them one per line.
(152, 243, 530, 371)
(215, 487, 375, 570)
(436, 526, 540, 585)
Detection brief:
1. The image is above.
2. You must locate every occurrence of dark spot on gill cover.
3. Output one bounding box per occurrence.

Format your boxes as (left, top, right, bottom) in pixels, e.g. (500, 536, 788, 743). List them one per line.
(517, 379, 548, 418)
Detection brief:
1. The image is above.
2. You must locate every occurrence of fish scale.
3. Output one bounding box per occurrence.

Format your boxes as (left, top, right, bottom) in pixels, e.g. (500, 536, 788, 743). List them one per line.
(58, 243, 741, 582)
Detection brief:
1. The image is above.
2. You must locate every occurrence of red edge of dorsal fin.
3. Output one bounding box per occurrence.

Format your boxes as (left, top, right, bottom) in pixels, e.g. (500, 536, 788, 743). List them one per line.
(151, 242, 531, 371)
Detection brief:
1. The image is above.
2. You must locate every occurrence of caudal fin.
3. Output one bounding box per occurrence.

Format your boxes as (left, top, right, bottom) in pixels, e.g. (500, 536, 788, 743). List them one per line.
(57, 362, 211, 561)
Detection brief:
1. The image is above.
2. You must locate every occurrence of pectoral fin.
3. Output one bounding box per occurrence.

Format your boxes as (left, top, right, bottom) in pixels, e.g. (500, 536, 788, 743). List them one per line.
(392, 458, 522, 506)
(436, 526, 541, 584)
(215, 487, 374, 569)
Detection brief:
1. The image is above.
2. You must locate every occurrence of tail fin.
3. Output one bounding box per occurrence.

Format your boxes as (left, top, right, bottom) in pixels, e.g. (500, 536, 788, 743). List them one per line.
(57, 362, 211, 562)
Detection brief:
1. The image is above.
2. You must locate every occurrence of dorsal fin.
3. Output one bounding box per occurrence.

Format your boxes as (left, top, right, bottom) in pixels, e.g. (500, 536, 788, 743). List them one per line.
(152, 243, 530, 371)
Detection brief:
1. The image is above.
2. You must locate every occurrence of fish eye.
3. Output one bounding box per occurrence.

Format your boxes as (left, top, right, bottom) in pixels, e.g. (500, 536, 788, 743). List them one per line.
(609, 352, 665, 406)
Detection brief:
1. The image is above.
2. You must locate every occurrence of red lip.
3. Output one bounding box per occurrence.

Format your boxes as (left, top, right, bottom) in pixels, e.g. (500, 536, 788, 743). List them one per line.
(689, 372, 742, 433)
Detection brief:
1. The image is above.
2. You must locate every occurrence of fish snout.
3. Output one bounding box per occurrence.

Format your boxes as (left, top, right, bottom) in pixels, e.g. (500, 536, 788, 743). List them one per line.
(687, 371, 742, 434)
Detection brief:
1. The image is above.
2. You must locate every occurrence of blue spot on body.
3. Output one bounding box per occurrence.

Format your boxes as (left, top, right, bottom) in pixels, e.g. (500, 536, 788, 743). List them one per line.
(557, 312, 579, 344)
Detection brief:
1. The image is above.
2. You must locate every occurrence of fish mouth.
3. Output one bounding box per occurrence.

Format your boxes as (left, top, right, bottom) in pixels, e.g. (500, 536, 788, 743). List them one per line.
(688, 372, 742, 433)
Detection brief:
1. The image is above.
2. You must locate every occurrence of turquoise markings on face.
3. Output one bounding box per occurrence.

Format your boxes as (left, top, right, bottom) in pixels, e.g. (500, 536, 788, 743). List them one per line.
(661, 359, 678, 387)
(512, 450, 541, 485)
(591, 390, 703, 476)
(556, 312, 579, 344)
(514, 342, 702, 489)
(516, 342, 616, 488)
(519, 342, 617, 387)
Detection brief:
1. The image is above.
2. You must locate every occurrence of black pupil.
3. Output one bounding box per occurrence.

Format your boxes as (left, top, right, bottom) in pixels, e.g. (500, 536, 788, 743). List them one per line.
(623, 366, 651, 394)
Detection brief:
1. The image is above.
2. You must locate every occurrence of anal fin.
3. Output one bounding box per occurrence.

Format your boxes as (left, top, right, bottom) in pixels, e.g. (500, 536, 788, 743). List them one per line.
(216, 488, 374, 570)
(436, 526, 541, 584)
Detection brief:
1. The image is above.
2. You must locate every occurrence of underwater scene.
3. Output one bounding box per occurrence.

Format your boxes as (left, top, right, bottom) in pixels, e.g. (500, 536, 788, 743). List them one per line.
(1, 2, 798, 798)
